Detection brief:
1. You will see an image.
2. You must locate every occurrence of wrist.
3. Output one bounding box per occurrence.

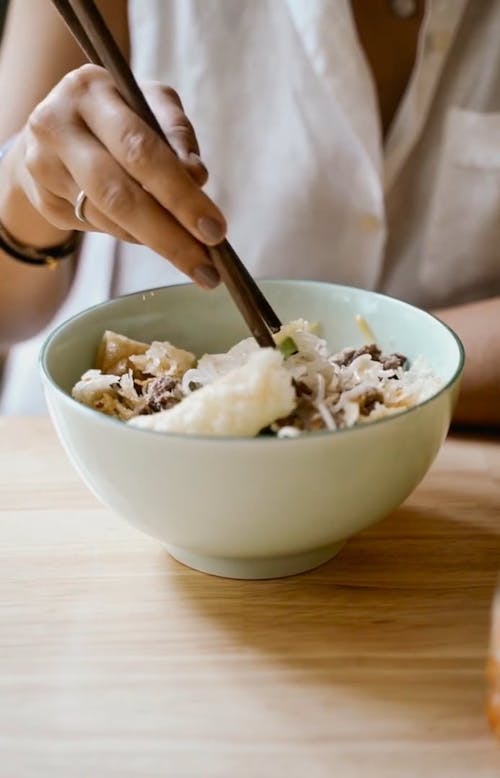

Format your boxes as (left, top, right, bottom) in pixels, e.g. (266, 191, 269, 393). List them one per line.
(0, 131, 73, 249)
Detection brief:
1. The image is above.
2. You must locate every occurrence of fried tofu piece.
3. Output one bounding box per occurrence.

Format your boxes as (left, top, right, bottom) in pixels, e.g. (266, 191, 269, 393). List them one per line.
(96, 330, 195, 380)
(96, 330, 149, 376)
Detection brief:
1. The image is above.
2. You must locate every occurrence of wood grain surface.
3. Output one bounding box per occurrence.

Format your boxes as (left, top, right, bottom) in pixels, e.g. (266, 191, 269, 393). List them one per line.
(0, 417, 499, 778)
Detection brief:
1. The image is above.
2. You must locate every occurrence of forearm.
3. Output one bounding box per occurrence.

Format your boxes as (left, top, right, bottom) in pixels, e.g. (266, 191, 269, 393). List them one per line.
(0, 134, 76, 348)
(0, 252, 76, 349)
(0, 0, 129, 348)
(434, 296, 500, 428)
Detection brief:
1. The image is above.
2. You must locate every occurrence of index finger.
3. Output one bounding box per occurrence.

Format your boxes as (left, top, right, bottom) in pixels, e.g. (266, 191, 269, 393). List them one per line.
(79, 79, 226, 246)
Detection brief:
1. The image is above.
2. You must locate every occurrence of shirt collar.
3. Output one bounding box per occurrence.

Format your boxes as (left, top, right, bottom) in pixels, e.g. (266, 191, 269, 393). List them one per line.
(384, 0, 469, 191)
(285, 0, 469, 191)
(285, 0, 382, 178)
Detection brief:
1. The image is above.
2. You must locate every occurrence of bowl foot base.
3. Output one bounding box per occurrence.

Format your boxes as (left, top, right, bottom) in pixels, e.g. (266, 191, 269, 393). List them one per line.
(165, 540, 346, 580)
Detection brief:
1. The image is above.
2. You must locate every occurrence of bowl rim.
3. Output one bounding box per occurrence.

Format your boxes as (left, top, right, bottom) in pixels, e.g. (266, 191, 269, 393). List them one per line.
(39, 279, 465, 444)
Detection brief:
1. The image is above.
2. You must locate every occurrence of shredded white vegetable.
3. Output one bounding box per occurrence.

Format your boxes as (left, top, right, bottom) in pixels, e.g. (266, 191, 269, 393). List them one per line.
(72, 321, 443, 437)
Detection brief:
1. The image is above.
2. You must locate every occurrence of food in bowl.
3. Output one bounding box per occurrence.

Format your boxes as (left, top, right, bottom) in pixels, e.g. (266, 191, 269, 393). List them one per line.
(41, 280, 464, 579)
(72, 319, 443, 437)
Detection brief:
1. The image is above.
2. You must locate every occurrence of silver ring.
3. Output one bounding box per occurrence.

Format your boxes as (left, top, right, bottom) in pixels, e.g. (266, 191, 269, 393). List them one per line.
(74, 190, 88, 224)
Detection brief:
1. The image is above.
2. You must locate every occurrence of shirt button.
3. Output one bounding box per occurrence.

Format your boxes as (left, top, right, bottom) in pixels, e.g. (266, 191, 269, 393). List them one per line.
(359, 214, 381, 232)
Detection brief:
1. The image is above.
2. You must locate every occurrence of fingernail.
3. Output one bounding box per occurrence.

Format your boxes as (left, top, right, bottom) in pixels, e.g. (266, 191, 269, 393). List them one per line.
(192, 264, 221, 289)
(197, 216, 225, 244)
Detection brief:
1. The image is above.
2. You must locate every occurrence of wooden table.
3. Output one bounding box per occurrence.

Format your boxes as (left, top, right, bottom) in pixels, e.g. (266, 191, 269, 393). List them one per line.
(1, 418, 499, 778)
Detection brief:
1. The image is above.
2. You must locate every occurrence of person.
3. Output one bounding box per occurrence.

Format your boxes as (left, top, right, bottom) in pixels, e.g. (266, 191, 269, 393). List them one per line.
(0, 0, 498, 422)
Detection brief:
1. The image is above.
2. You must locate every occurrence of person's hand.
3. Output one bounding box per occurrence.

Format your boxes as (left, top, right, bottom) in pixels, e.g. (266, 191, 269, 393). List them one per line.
(13, 65, 226, 288)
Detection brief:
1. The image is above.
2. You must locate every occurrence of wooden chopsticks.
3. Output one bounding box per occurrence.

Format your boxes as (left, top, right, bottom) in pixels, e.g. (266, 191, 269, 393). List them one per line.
(51, 0, 282, 348)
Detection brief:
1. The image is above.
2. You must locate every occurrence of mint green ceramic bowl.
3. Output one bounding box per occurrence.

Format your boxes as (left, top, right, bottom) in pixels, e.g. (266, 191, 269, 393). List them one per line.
(40, 280, 464, 579)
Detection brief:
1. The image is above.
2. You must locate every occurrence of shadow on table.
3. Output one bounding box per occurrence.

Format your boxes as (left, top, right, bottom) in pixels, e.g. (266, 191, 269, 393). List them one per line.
(166, 504, 499, 735)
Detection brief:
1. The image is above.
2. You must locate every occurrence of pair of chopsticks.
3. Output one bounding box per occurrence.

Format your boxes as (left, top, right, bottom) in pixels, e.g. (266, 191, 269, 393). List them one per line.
(51, 0, 282, 348)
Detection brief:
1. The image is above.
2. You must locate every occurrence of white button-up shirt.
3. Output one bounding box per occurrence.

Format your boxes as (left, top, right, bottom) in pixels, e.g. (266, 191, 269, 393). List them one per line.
(2, 0, 499, 413)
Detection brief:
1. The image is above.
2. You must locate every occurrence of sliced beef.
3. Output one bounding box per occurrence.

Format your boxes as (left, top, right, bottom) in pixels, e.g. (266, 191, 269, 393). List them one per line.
(144, 375, 183, 413)
(333, 343, 381, 367)
(380, 353, 407, 370)
(357, 388, 384, 416)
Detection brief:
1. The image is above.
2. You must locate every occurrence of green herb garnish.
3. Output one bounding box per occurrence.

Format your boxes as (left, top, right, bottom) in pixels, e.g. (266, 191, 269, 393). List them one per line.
(278, 337, 298, 359)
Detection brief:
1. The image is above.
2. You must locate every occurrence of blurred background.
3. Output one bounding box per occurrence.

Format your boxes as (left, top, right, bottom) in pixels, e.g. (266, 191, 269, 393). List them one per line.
(0, 1, 7, 40)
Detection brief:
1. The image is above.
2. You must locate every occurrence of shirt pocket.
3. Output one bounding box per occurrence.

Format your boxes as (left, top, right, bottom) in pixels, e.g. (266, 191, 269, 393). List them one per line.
(419, 108, 500, 303)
